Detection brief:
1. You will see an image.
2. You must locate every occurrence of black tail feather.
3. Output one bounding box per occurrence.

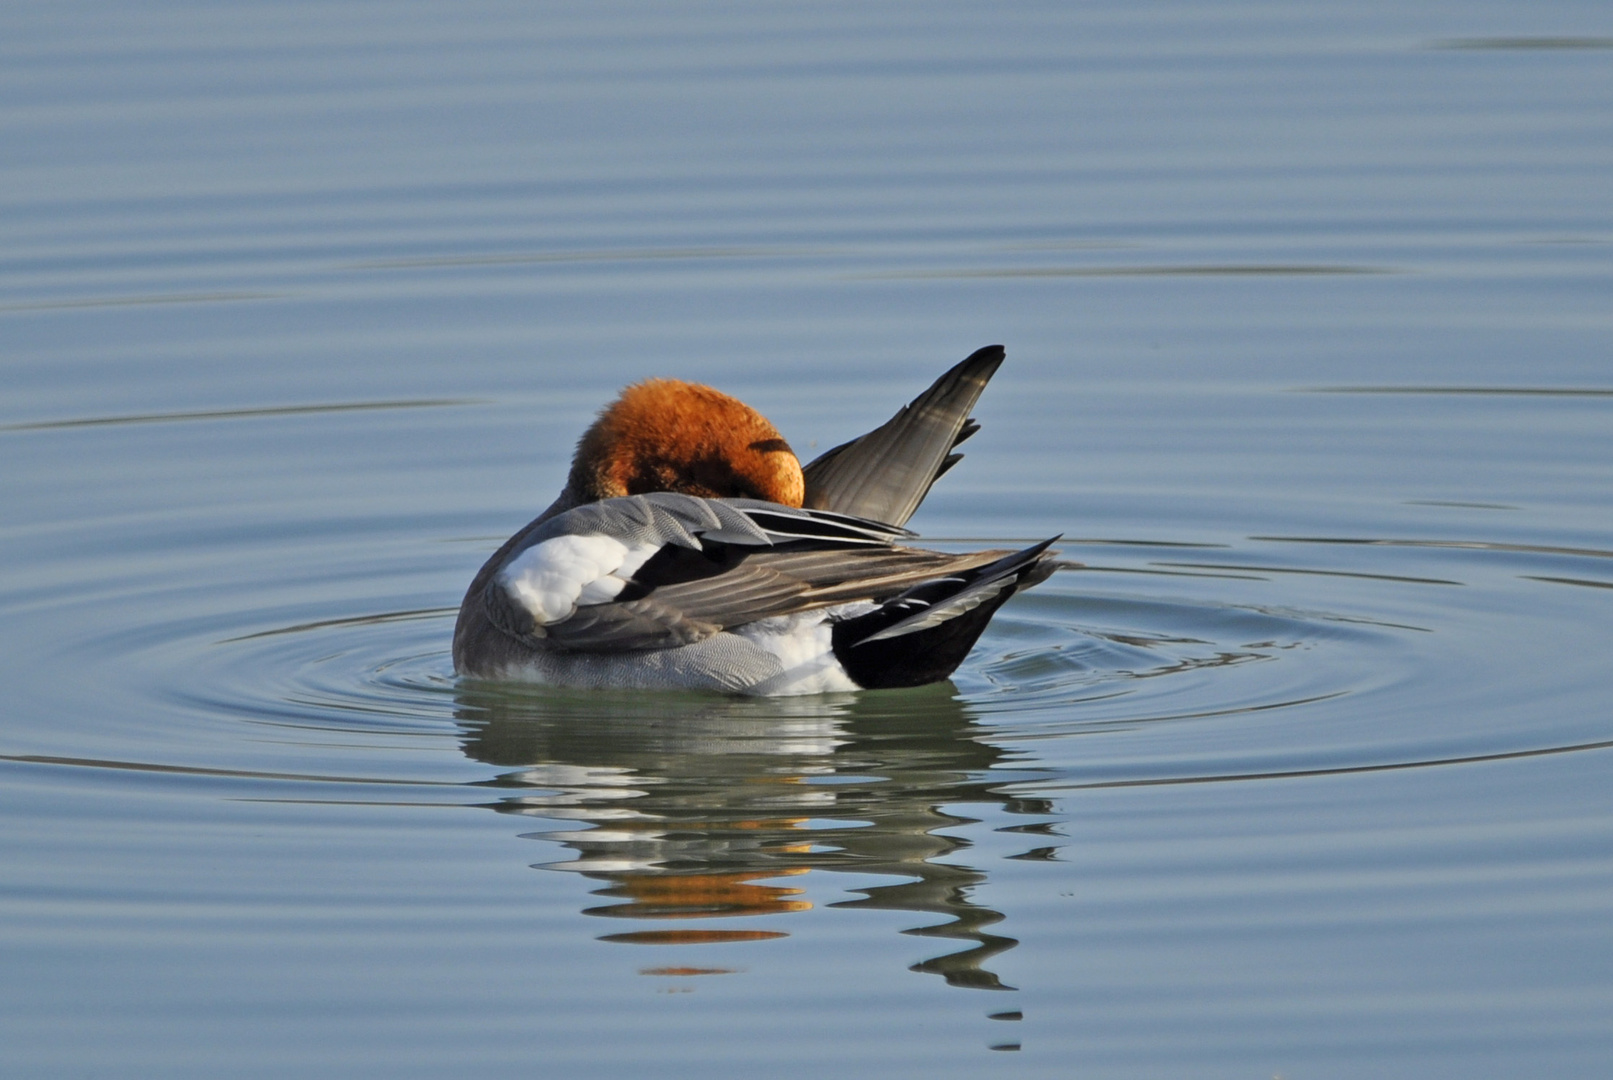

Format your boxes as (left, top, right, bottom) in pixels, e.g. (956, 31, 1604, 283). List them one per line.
(831, 538, 1059, 690)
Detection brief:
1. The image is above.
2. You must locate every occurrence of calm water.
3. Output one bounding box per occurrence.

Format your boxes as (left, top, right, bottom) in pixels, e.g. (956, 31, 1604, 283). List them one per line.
(4, 2, 1613, 1076)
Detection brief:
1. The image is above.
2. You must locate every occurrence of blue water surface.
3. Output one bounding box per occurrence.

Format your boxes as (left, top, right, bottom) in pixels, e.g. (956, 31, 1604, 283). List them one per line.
(3, 2, 1612, 1076)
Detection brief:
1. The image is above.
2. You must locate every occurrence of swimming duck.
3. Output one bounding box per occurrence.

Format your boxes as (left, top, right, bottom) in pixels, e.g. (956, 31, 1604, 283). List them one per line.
(453, 345, 1058, 695)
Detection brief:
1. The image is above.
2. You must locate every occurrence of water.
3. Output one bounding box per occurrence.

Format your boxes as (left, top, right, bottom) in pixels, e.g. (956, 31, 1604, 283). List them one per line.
(3, 2, 1612, 1076)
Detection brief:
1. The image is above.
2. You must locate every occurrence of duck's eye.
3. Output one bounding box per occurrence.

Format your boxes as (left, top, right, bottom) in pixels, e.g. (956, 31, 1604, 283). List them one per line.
(749, 438, 793, 455)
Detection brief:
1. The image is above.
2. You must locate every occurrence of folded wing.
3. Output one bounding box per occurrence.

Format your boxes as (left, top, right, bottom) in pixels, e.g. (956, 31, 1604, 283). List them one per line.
(482, 492, 1026, 653)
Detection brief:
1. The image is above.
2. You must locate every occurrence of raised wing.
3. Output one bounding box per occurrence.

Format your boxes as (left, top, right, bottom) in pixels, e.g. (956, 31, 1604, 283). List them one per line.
(801, 344, 1004, 526)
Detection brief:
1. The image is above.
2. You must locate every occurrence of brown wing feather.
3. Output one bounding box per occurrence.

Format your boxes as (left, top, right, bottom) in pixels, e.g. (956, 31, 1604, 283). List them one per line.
(541, 545, 1015, 652)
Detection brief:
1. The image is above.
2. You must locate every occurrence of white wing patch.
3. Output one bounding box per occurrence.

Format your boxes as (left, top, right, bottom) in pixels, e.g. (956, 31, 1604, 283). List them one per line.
(497, 535, 660, 625)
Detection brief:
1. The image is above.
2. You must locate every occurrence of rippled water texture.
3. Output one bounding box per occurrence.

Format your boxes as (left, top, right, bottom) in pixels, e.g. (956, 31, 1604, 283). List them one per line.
(4, 3, 1612, 1077)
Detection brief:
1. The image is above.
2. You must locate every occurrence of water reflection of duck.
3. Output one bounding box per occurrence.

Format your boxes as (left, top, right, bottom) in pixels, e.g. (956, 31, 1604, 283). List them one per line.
(456, 682, 1054, 990)
(453, 346, 1059, 694)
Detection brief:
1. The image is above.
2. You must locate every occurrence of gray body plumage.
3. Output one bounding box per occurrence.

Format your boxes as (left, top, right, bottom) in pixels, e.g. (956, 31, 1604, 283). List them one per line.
(452, 346, 1057, 693)
(468, 631, 792, 693)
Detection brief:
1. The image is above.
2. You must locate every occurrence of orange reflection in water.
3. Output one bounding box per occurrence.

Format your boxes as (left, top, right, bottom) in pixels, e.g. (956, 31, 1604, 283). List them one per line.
(586, 866, 812, 922)
(602, 930, 789, 945)
(458, 684, 1034, 992)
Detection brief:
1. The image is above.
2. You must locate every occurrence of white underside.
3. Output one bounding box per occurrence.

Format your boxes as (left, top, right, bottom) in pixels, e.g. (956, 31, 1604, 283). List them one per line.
(491, 604, 873, 696)
(732, 609, 866, 696)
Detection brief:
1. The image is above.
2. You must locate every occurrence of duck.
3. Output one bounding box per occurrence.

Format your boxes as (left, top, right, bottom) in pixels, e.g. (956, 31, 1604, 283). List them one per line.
(452, 345, 1059, 695)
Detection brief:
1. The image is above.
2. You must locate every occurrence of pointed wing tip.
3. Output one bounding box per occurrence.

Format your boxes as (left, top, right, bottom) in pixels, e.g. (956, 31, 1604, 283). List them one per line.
(954, 344, 1006, 383)
(800, 345, 1010, 527)
(1018, 536, 1063, 588)
(1002, 534, 1062, 572)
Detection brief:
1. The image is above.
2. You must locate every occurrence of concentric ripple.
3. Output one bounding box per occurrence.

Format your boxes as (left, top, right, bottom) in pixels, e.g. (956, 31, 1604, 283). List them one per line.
(16, 514, 1607, 788)
(4, 398, 1612, 1015)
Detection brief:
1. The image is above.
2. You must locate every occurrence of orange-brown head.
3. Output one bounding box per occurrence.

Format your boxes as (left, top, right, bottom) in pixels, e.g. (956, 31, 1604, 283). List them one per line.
(566, 378, 806, 507)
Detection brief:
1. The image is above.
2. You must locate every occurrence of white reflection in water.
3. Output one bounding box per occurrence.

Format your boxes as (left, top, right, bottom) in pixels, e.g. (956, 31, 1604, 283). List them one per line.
(456, 683, 1041, 990)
